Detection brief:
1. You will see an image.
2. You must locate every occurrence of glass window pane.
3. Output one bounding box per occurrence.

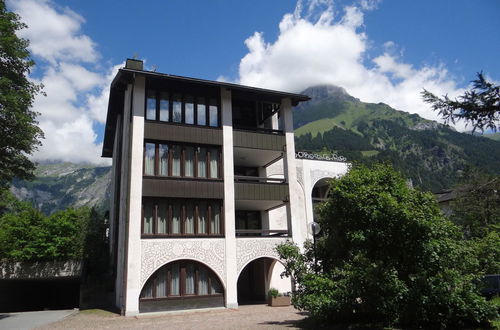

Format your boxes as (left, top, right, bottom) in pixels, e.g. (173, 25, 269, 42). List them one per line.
(210, 275, 222, 295)
(197, 98, 206, 125)
(198, 202, 207, 234)
(144, 143, 155, 176)
(185, 202, 194, 234)
(210, 203, 220, 235)
(184, 146, 194, 177)
(185, 95, 194, 124)
(159, 144, 169, 176)
(197, 147, 207, 178)
(155, 268, 167, 297)
(146, 91, 156, 120)
(158, 202, 168, 234)
(173, 94, 182, 123)
(209, 99, 218, 127)
(141, 279, 154, 298)
(199, 267, 208, 295)
(186, 264, 195, 295)
(143, 201, 154, 234)
(172, 201, 181, 234)
(172, 145, 181, 176)
(170, 264, 180, 295)
(209, 148, 219, 179)
(159, 92, 169, 122)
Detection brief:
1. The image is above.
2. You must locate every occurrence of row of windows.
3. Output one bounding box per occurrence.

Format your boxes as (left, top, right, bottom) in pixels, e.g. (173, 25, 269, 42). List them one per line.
(143, 199, 223, 236)
(144, 142, 221, 179)
(146, 91, 219, 127)
(141, 261, 223, 299)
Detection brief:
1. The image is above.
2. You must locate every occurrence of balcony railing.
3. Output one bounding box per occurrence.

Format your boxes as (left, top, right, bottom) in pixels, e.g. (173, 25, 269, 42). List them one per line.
(233, 125, 283, 135)
(235, 229, 288, 237)
(234, 175, 285, 184)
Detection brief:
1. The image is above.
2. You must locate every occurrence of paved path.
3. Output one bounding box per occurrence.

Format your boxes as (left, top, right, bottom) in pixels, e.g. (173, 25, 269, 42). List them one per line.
(0, 310, 76, 330)
(35, 304, 307, 329)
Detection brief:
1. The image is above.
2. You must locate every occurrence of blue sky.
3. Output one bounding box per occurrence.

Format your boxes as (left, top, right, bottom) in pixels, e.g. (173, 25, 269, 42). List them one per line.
(7, 0, 500, 164)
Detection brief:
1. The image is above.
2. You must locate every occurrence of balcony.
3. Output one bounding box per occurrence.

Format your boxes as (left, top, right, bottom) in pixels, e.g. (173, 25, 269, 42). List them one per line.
(233, 129, 285, 151)
(234, 210, 289, 238)
(234, 176, 288, 205)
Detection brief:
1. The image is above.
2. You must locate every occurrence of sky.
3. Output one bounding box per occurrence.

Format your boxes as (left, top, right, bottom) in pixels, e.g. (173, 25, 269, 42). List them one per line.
(7, 0, 500, 165)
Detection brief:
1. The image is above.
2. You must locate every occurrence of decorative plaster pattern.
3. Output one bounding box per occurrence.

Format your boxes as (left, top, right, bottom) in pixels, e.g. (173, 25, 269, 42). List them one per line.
(141, 239, 225, 287)
(236, 238, 288, 274)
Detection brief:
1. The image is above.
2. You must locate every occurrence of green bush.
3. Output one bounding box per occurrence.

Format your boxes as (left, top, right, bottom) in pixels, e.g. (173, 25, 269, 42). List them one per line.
(277, 164, 498, 328)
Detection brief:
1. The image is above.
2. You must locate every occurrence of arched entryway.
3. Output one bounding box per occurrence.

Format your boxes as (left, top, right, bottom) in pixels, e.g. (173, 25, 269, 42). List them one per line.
(311, 178, 331, 204)
(237, 257, 290, 304)
(139, 259, 224, 313)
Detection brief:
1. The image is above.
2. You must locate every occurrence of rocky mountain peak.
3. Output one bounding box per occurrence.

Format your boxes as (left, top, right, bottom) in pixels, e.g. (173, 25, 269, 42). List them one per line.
(300, 84, 355, 103)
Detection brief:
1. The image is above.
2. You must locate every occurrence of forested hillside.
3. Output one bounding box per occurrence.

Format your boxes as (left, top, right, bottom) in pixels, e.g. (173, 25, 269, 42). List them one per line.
(294, 85, 500, 191)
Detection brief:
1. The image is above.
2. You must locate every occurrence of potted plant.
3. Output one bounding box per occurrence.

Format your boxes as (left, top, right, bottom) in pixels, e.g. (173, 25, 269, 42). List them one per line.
(268, 288, 291, 307)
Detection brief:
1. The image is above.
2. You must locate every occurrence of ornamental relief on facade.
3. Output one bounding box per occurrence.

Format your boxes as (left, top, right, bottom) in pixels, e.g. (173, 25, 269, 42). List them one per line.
(141, 239, 225, 287)
(236, 238, 288, 274)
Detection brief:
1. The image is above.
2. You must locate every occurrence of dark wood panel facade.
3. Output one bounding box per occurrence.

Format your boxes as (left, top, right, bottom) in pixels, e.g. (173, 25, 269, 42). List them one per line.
(235, 182, 289, 201)
(144, 122, 223, 145)
(143, 178, 224, 199)
(233, 130, 285, 151)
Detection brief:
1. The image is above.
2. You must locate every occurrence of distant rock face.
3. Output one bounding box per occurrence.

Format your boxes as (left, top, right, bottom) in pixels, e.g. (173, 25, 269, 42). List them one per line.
(300, 85, 357, 103)
(411, 121, 442, 131)
(10, 163, 112, 215)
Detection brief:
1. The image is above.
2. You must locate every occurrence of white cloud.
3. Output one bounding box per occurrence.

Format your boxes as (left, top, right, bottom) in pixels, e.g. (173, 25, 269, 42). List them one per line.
(236, 0, 469, 131)
(8, 0, 118, 165)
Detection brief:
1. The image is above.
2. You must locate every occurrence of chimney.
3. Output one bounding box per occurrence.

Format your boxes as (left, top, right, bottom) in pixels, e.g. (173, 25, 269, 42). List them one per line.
(125, 58, 143, 71)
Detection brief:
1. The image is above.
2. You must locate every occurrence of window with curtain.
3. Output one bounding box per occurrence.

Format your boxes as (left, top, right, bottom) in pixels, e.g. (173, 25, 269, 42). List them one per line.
(173, 94, 182, 123)
(210, 203, 221, 235)
(185, 202, 194, 234)
(197, 147, 207, 178)
(172, 201, 181, 234)
(157, 203, 168, 234)
(198, 201, 207, 234)
(159, 92, 169, 122)
(197, 98, 206, 125)
(209, 98, 218, 127)
(171, 145, 181, 176)
(140, 261, 223, 300)
(144, 143, 155, 176)
(184, 146, 194, 177)
(209, 148, 219, 179)
(143, 201, 154, 234)
(185, 95, 194, 124)
(159, 144, 169, 176)
(146, 91, 156, 120)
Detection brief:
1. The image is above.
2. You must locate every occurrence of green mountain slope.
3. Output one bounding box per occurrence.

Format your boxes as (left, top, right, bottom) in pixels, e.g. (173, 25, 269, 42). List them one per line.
(294, 85, 500, 192)
(10, 162, 111, 214)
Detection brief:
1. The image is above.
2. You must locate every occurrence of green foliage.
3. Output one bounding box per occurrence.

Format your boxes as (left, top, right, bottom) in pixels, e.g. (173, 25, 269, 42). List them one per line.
(0, 189, 105, 262)
(276, 164, 498, 328)
(422, 72, 500, 132)
(268, 288, 279, 299)
(0, 1, 44, 188)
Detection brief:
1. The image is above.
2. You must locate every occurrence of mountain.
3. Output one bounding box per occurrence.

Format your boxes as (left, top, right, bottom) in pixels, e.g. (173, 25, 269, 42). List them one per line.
(294, 85, 500, 192)
(10, 162, 112, 215)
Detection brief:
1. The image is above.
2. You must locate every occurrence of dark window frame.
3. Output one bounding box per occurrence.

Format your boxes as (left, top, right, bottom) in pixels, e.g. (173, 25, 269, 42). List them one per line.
(141, 197, 224, 238)
(140, 261, 224, 301)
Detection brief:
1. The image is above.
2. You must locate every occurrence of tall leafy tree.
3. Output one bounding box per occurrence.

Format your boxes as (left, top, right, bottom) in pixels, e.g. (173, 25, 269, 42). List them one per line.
(422, 72, 500, 132)
(0, 0, 44, 188)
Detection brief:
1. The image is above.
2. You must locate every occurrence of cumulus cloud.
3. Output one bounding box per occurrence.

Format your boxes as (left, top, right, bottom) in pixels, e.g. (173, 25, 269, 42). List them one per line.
(9, 0, 118, 164)
(236, 0, 468, 131)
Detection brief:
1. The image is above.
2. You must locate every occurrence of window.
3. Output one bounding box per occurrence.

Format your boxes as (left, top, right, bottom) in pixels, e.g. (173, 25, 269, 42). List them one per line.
(140, 261, 223, 300)
(143, 142, 221, 179)
(142, 198, 223, 237)
(145, 90, 220, 128)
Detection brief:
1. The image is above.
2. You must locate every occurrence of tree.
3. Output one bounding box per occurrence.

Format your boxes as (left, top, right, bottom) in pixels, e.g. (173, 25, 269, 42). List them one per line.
(422, 72, 500, 132)
(0, 0, 44, 188)
(276, 164, 497, 328)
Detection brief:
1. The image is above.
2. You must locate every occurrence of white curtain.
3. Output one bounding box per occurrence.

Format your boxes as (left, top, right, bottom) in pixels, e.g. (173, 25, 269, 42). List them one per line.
(211, 203, 220, 234)
(197, 147, 207, 178)
(186, 264, 195, 294)
(198, 202, 207, 234)
(144, 143, 155, 176)
(170, 264, 180, 295)
(141, 280, 153, 298)
(155, 269, 167, 297)
(210, 275, 222, 294)
(143, 202, 153, 234)
(198, 267, 208, 295)
(185, 203, 194, 234)
(172, 202, 180, 234)
(185, 147, 194, 177)
(209, 148, 218, 178)
(159, 144, 168, 176)
(172, 145, 181, 176)
(157, 203, 168, 234)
